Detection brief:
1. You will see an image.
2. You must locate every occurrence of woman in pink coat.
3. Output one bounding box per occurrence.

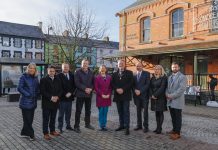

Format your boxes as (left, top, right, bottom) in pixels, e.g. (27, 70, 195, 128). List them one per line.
(94, 65, 112, 131)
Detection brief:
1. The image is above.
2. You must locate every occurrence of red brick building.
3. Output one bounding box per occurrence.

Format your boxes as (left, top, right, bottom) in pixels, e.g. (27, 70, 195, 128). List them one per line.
(110, 0, 218, 89)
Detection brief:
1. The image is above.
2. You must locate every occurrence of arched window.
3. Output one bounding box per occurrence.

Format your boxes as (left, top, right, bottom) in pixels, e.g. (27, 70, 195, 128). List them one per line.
(141, 17, 151, 42)
(171, 9, 184, 38)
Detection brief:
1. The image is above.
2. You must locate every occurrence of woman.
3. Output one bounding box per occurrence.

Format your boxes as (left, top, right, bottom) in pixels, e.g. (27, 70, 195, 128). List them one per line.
(18, 63, 40, 140)
(150, 65, 167, 134)
(94, 65, 112, 131)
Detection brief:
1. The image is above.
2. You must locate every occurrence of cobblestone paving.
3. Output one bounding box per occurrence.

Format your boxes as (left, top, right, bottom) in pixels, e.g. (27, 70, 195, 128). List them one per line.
(0, 96, 218, 150)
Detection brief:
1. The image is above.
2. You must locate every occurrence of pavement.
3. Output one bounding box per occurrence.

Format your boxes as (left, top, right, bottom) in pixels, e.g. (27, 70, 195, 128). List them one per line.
(0, 95, 218, 150)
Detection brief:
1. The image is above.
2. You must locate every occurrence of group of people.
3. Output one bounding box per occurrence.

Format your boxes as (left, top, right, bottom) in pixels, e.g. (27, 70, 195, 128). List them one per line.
(17, 59, 186, 141)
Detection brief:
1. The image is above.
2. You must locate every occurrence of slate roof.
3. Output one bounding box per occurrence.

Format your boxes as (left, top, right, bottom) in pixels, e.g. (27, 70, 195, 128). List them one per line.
(0, 21, 45, 39)
(46, 34, 119, 50)
(122, 0, 157, 12)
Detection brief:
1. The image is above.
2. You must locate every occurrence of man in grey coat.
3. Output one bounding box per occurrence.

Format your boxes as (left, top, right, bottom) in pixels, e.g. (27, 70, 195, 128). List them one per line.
(166, 62, 187, 140)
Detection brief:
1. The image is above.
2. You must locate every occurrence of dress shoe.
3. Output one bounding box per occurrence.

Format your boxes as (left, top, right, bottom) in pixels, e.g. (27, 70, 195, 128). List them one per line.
(59, 129, 63, 134)
(50, 131, 60, 136)
(143, 129, 149, 133)
(29, 136, 36, 141)
(170, 133, 181, 140)
(115, 126, 125, 131)
(156, 130, 162, 134)
(125, 128, 130, 135)
(166, 130, 176, 134)
(134, 126, 142, 131)
(99, 127, 108, 131)
(44, 134, 51, 140)
(153, 129, 157, 133)
(66, 126, 74, 131)
(85, 125, 95, 130)
(74, 127, 81, 133)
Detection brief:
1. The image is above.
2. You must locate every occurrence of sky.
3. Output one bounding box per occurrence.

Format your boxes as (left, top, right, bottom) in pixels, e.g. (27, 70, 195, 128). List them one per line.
(0, 0, 135, 42)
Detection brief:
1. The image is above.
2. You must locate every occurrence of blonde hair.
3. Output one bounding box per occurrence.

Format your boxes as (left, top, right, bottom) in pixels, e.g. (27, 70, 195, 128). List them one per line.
(26, 62, 38, 76)
(154, 65, 166, 77)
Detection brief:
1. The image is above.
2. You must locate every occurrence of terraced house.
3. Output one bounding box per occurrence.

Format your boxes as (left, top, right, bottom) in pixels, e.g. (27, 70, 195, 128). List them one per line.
(0, 21, 45, 95)
(45, 34, 118, 72)
(113, 0, 218, 90)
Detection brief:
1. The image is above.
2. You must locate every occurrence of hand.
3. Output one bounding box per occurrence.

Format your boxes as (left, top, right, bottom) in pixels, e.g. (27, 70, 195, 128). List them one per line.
(85, 88, 92, 94)
(134, 89, 141, 96)
(51, 96, 58, 103)
(116, 88, 124, 94)
(151, 95, 157, 99)
(65, 92, 72, 98)
(166, 94, 172, 100)
(102, 94, 110, 99)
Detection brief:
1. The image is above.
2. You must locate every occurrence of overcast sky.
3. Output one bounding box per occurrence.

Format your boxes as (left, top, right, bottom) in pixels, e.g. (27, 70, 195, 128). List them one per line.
(0, 0, 134, 42)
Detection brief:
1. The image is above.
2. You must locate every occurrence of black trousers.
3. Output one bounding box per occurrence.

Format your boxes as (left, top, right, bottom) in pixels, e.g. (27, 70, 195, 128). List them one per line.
(210, 87, 215, 101)
(135, 98, 149, 129)
(155, 111, 164, 131)
(74, 97, 92, 128)
(42, 108, 58, 134)
(169, 107, 182, 134)
(58, 101, 73, 129)
(116, 100, 130, 128)
(21, 108, 35, 137)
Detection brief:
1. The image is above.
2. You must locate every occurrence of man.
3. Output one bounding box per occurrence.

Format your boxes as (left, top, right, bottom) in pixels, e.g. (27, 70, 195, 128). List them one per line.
(209, 74, 217, 101)
(132, 62, 150, 133)
(166, 62, 187, 140)
(40, 65, 62, 140)
(112, 59, 133, 135)
(57, 63, 76, 133)
(74, 59, 95, 133)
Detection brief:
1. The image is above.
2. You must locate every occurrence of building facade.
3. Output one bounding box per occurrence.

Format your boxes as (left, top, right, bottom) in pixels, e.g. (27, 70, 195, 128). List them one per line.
(0, 21, 45, 95)
(116, 0, 218, 89)
(45, 35, 118, 72)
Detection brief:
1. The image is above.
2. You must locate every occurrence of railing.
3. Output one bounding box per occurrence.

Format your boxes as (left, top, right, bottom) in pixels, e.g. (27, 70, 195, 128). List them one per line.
(185, 74, 218, 91)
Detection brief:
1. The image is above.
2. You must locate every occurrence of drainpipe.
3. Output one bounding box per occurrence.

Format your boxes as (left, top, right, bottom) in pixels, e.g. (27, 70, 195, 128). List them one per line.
(193, 52, 198, 85)
(122, 11, 127, 51)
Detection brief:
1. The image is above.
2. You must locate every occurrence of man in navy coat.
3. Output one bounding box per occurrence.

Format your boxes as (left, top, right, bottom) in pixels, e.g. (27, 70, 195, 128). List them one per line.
(133, 62, 150, 133)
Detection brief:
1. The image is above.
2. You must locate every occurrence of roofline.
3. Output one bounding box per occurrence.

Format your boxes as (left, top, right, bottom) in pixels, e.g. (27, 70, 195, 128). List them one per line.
(117, 0, 158, 15)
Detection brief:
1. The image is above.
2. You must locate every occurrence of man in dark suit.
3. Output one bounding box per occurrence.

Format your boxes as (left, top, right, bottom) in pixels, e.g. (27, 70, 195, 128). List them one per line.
(112, 59, 133, 135)
(57, 63, 76, 133)
(40, 65, 62, 140)
(133, 62, 150, 133)
(74, 59, 95, 133)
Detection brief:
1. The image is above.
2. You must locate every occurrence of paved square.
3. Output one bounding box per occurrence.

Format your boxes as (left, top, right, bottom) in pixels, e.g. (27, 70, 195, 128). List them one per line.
(0, 96, 218, 150)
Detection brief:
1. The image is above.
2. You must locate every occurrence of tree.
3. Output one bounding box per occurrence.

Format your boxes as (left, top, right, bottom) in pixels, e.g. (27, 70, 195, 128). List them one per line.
(45, 0, 108, 70)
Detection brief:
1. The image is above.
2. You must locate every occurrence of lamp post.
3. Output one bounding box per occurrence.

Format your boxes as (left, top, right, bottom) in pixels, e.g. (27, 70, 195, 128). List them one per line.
(47, 26, 53, 64)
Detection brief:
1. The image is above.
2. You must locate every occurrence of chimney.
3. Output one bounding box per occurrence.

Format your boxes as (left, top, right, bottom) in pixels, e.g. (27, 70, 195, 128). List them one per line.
(103, 36, 109, 42)
(38, 21, 42, 30)
(63, 30, 70, 37)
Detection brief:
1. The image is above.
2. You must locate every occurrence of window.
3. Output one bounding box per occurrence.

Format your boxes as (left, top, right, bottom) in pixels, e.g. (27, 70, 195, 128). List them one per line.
(171, 9, 184, 38)
(35, 40, 42, 49)
(2, 37, 10, 47)
(2, 50, 10, 58)
(87, 47, 92, 53)
(35, 52, 42, 60)
(14, 38, 22, 48)
(14, 51, 22, 58)
(25, 39, 32, 48)
(141, 17, 151, 42)
(87, 57, 92, 64)
(25, 52, 32, 59)
(100, 49, 103, 55)
(77, 46, 83, 53)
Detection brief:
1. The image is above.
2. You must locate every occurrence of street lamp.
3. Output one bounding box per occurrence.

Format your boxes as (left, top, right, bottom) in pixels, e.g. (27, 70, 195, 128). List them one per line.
(47, 26, 53, 64)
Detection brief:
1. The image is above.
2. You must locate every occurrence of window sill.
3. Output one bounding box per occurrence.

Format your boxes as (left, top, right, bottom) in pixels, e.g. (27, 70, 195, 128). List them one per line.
(169, 36, 186, 41)
(139, 41, 152, 45)
(207, 30, 218, 36)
